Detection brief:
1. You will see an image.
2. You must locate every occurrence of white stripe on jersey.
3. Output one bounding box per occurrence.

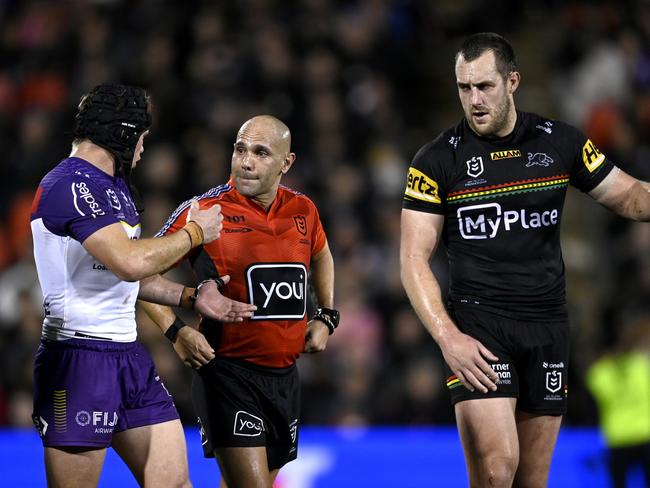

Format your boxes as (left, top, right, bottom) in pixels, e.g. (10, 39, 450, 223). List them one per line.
(31, 218, 139, 342)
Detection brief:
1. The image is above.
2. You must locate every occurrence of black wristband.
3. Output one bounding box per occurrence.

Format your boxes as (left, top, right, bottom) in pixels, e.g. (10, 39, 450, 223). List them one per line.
(164, 317, 187, 343)
(189, 277, 225, 307)
(312, 307, 340, 335)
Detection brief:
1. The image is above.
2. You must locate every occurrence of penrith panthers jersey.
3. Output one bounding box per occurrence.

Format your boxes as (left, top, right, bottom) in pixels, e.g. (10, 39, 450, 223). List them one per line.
(157, 181, 327, 368)
(30, 157, 141, 342)
(403, 111, 614, 320)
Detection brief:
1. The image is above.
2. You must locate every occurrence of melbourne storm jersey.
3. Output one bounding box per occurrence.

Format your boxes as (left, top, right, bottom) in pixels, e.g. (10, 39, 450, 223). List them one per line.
(403, 111, 615, 320)
(30, 157, 141, 341)
(157, 182, 327, 368)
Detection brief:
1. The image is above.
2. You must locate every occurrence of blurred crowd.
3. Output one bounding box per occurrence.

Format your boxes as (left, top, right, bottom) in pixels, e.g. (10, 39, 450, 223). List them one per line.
(0, 0, 648, 429)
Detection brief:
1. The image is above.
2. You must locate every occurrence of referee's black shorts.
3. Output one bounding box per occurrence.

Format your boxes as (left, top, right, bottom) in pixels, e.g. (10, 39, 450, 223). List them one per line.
(444, 306, 569, 415)
(192, 356, 300, 470)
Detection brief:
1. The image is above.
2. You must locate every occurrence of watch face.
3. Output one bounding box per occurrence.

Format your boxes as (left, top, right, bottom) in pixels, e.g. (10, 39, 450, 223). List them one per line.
(320, 308, 340, 326)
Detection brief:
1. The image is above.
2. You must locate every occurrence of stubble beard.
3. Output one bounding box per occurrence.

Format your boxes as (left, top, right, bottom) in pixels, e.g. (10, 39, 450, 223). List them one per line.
(468, 95, 513, 138)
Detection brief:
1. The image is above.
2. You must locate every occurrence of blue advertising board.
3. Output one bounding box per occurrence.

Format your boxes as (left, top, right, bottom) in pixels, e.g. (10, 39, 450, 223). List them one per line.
(0, 427, 645, 487)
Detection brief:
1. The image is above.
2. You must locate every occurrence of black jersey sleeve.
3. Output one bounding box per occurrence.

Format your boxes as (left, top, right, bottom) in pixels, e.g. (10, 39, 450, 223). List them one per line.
(556, 122, 615, 193)
(402, 136, 452, 215)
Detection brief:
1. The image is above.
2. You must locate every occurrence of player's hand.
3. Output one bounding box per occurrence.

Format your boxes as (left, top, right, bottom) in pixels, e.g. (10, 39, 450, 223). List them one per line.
(439, 329, 499, 393)
(173, 326, 215, 369)
(193, 275, 257, 322)
(187, 199, 223, 244)
(303, 319, 330, 353)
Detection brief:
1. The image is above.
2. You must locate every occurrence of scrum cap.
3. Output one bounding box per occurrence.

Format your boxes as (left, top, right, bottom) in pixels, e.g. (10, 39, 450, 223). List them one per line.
(73, 83, 152, 178)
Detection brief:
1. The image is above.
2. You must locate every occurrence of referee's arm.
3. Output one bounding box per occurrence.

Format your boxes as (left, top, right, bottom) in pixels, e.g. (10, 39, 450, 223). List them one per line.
(304, 243, 334, 353)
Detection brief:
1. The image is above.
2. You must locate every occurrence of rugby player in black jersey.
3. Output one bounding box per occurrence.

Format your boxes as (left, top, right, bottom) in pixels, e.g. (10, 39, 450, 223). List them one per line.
(400, 32, 650, 488)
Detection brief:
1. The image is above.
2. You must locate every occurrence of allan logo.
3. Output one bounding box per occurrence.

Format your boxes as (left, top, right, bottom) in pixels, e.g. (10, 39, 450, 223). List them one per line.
(293, 215, 307, 236)
(490, 149, 521, 160)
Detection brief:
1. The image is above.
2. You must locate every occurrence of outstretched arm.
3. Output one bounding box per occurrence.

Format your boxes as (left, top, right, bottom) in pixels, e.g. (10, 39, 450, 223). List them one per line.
(138, 274, 256, 321)
(400, 209, 498, 393)
(589, 167, 650, 221)
(303, 243, 335, 353)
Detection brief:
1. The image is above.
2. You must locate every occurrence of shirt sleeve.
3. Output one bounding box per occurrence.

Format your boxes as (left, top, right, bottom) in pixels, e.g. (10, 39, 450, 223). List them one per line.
(38, 175, 120, 243)
(402, 139, 449, 215)
(560, 123, 615, 193)
(155, 197, 196, 266)
(156, 198, 192, 238)
(309, 201, 327, 256)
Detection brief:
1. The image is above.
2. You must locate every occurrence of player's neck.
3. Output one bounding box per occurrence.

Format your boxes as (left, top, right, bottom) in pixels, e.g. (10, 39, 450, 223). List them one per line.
(248, 180, 282, 211)
(251, 193, 276, 211)
(495, 107, 518, 138)
(69, 141, 116, 176)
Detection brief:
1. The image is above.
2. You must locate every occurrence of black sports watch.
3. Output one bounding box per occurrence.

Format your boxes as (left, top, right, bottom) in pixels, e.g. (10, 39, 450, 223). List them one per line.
(164, 317, 187, 343)
(312, 307, 340, 335)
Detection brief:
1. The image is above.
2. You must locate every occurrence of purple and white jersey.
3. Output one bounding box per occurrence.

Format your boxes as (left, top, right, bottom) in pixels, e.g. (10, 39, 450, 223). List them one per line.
(30, 157, 141, 342)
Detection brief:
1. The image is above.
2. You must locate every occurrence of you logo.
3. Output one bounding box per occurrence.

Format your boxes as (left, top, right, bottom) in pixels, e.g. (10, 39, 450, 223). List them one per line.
(233, 411, 265, 437)
(247, 263, 307, 320)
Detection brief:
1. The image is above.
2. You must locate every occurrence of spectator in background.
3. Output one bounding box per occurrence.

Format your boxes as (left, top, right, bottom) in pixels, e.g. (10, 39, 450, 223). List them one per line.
(586, 315, 650, 488)
(0, 0, 647, 438)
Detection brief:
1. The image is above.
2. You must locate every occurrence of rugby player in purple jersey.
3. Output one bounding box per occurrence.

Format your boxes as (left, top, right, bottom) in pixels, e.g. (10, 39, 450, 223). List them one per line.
(30, 83, 255, 487)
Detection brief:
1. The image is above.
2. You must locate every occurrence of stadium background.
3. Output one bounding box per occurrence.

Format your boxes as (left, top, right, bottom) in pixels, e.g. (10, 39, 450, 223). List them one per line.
(0, 0, 648, 486)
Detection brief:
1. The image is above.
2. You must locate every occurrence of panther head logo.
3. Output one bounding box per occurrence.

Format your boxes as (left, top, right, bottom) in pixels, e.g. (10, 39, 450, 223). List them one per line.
(526, 153, 554, 167)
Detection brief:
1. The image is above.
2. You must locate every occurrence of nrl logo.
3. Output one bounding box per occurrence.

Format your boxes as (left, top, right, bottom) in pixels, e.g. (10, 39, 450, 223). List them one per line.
(293, 215, 307, 236)
(466, 156, 484, 178)
(545, 370, 562, 393)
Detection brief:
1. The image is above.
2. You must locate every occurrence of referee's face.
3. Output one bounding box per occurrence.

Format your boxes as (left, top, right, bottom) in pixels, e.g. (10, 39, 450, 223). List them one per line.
(455, 50, 519, 138)
(231, 117, 295, 207)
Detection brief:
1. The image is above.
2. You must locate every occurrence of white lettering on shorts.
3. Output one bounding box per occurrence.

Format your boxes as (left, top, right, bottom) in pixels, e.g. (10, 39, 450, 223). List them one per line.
(233, 411, 265, 437)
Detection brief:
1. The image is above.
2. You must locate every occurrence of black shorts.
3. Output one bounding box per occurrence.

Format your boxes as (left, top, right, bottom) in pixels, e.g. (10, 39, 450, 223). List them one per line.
(444, 306, 569, 415)
(192, 356, 300, 470)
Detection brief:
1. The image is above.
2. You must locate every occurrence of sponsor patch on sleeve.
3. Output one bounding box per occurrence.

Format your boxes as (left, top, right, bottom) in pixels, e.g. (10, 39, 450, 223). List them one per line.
(404, 167, 441, 204)
(581, 139, 605, 173)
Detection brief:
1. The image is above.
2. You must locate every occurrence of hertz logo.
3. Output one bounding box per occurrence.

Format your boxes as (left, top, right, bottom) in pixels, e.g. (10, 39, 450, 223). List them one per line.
(490, 149, 521, 160)
(582, 139, 605, 173)
(404, 167, 441, 204)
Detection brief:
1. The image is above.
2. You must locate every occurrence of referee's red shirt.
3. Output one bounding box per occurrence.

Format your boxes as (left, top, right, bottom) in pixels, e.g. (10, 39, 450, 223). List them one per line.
(159, 181, 327, 367)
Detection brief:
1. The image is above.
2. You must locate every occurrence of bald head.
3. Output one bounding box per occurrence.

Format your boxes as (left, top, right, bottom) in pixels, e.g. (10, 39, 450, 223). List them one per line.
(231, 114, 297, 209)
(237, 115, 292, 154)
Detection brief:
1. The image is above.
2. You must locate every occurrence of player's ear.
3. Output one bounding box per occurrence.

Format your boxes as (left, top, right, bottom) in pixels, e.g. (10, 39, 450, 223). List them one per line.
(508, 71, 521, 94)
(281, 153, 296, 174)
